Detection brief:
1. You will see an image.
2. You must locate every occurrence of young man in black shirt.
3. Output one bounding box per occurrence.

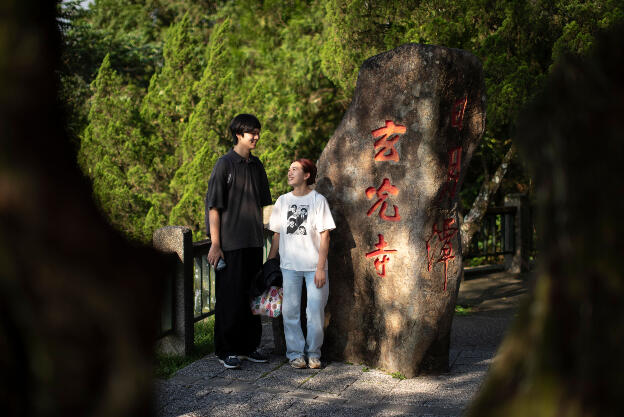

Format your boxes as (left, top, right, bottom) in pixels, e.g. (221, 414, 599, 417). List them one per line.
(205, 114, 272, 369)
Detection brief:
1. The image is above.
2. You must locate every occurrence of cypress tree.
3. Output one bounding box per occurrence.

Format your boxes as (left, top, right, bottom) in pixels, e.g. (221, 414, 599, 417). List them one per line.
(139, 13, 204, 238)
(169, 19, 232, 237)
(79, 54, 152, 240)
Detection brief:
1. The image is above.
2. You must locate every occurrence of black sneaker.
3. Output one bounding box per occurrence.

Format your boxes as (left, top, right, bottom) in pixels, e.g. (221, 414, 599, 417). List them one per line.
(238, 350, 268, 363)
(218, 355, 241, 369)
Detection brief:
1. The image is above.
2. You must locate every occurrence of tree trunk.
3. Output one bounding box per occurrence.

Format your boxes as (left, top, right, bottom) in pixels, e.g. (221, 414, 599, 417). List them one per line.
(0, 3, 165, 416)
(460, 144, 516, 250)
(467, 24, 624, 417)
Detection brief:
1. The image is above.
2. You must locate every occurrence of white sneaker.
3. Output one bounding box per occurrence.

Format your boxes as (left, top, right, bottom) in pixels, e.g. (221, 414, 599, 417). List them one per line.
(290, 357, 307, 369)
(308, 357, 321, 369)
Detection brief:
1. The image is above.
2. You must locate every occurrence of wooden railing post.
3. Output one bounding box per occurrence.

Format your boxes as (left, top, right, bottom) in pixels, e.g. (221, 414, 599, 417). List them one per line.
(153, 226, 194, 355)
(504, 193, 531, 273)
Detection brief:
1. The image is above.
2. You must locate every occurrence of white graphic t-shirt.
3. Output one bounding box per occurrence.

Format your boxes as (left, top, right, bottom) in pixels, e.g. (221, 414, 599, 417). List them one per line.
(268, 190, 336, 271)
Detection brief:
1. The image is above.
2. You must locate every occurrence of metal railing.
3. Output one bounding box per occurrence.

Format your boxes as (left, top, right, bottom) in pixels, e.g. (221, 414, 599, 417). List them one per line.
(192, 240, 216, 323)
(156, 203, 529, 353)
(464, 206, 516, 259)
(191, 231, 274, 324)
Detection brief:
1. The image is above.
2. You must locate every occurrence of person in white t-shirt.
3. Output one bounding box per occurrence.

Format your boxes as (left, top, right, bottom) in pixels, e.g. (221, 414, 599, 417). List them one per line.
(267, 158, 336, 369)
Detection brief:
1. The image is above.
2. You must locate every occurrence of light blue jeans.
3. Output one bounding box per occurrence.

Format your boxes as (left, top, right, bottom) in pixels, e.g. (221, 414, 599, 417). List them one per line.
(281, 269, 329, 361)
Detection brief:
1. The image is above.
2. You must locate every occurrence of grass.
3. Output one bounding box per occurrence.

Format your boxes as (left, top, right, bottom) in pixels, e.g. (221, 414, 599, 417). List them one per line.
(390, 371, 406, 380)
(454, 305, 474, 316)
(154, 315, 215, 379)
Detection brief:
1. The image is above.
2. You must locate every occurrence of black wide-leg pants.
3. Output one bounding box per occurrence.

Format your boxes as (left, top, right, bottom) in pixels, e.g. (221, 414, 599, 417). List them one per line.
(214, 246, 262, 359)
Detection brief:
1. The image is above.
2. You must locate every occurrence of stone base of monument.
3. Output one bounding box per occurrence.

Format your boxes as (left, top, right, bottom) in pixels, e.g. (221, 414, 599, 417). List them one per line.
(316, 43, 485, 377)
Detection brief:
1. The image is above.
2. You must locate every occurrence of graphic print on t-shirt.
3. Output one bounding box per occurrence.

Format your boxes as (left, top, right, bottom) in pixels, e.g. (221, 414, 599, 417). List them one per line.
(286, 204, 308, 235)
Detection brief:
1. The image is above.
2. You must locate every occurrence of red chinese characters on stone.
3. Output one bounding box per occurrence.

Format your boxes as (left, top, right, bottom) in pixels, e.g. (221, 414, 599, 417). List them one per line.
(366, 234, 398, 278)
(371, 120, 407, 162)
(426, 218, 459, 291)
(451, 97, 468, 130)
(365, 178, 401, 221)
(443, 147, 462, 200)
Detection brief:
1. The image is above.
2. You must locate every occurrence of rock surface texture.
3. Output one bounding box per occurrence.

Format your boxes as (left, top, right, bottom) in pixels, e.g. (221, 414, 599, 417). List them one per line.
(316, 43, 485, 377)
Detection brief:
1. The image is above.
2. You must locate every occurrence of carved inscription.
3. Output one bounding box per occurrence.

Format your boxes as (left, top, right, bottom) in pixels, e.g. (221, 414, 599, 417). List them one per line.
(426, 217, 459, 291)
(365, 234, 398, 278)
(365, 178, 401, 222)
(371, 120, 406, 162)
(451, 97, 467, 130)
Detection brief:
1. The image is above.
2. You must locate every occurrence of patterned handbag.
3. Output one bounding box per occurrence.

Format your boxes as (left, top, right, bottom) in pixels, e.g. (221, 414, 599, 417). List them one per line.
(250, 286, 283, 318)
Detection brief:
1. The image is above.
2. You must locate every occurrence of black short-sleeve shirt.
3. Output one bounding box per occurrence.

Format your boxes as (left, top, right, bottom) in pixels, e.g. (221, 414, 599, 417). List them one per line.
(205, 150, 272, 251)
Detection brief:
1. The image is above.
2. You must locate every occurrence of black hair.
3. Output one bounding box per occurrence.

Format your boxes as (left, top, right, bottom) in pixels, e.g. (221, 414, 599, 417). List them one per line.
(230, 114, 261, 144)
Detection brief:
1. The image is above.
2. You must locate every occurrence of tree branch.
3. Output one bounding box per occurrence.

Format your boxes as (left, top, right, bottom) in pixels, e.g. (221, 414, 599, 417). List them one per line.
(460, 143, 516, 250)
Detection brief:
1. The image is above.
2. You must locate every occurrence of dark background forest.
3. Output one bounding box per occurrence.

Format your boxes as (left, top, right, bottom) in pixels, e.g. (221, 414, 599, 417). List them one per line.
(58, 0, 623, 242)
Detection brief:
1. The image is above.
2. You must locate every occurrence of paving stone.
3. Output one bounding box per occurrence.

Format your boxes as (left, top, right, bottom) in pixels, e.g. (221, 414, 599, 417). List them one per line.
(284, 397, 378, 417)
(451, 315, 512, 349)
(153, 271, 527, 417)
(253, 360, 320, 389)
(168, 374, 208, 386)
(153, 380, 187, 412)
(452, 349, 497, 366)
(158, 385, 218, 417)
(246, 395, 300, 417)
(256, 385, 290, 395)
(423, 380, 484, 409)
(155, 375, 220, 415)
(448, 363, 490, 378)
(220, 355, 286, 382)
(448, 349, 461, 366)
(192, 390, 296, 417)
(204, 377, 233, 389)
(299, 361, 362, 394)
(340, 368, 400, 403)
(173, 355, 225, 379)
(384, 376, 443, 405)
(224, 380, 257, 393)
(372, 402, 463, 417)
(283, 388, 321, 400)
(314, 392, 347, 405)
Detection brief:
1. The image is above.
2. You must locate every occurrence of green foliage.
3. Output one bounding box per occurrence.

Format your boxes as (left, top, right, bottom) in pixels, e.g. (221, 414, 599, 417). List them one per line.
(62, 0, 623, 242)
(455, 305, 474, 316)
(318, 0, 623, 209)
(169, 139, 221, 238)
(391, 371, 406, 380)
(79, 54, 153, 240)
(138, 14, 206, 238)
(168, 19, 232, 238)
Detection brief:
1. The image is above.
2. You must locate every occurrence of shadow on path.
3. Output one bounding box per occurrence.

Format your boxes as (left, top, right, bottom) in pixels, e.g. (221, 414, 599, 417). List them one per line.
(154, 271, 531, 417)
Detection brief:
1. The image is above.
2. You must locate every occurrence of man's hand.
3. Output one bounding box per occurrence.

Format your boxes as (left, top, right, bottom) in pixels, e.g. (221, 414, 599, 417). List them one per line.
(207, 244, 224, 267)
(314, 268, 326, 288)
(267, 232, 280, 260)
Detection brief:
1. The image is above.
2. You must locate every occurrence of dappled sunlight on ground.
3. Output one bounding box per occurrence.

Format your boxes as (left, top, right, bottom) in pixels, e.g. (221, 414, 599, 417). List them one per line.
(154, 271, 529, 416)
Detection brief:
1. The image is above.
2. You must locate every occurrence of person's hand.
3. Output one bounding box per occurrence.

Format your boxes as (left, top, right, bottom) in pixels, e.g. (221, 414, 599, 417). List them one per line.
(314, 268, 326, 288)
(207, 244, 224, 268)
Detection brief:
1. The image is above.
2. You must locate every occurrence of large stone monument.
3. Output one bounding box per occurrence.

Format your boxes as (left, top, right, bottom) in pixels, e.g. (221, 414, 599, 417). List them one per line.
(316, 44, 485, 377)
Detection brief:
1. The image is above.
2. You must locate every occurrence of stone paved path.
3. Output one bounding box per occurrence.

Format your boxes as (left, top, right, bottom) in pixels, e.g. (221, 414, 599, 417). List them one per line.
(154, 271, 530, 417)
